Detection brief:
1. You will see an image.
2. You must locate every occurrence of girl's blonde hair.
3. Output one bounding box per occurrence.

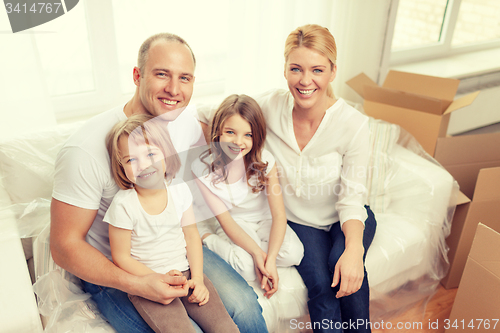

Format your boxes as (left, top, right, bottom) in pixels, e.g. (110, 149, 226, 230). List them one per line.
(202, 94, 268, 193)
(106, 114, 181, 190)
(284, 24, 337, 98)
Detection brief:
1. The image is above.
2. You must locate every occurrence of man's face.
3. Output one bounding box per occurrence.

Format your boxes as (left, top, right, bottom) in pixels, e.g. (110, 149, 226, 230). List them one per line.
(134, 40, 195, 120)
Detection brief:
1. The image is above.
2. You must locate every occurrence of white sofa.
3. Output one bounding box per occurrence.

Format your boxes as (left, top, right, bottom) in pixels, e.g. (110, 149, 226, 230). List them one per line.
(0, 116, 457, 332)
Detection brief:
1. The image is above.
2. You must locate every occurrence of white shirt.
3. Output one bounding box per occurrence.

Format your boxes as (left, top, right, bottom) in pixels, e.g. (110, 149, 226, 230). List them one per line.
(53, 104, 202, 259)
(197, 90, 369, 230)
(191, 149, 275, 223)
(103, 182, 192, 274)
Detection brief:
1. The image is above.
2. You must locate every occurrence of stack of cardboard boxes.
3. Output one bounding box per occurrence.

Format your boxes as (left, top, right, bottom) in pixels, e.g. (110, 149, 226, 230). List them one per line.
(348, 70, 500, 323)
(446, 223, 500, 333)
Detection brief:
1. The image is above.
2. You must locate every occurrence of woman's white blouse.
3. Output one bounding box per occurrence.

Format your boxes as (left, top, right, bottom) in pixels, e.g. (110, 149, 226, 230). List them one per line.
(197, 89, 369, 230)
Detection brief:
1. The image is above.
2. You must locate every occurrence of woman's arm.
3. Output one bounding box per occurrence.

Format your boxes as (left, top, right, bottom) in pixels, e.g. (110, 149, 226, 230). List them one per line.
(331, 219, 365, 298)
(332, 116, 370, 297)
(182, 205, 209, 305)
(109, 225, 157, 276)
(336, 117, 370, 227)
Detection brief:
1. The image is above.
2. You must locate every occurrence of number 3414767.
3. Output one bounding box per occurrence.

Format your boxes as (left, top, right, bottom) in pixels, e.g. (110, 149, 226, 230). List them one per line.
(5, 2, 62, 14)
(444, 319, 499, 330)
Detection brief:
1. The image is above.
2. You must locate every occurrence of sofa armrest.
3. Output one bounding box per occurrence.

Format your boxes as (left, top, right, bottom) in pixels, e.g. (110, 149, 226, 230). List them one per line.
(0, 209, 43, 332)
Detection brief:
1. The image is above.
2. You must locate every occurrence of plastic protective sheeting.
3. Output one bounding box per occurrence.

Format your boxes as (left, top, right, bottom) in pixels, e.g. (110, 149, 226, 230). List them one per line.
(366, 121, 458, 322)
(2, 198, 51, 239)
(249, 264, 308, 332)
(0, 114, 458, 330)
(33, 270, 116, 333)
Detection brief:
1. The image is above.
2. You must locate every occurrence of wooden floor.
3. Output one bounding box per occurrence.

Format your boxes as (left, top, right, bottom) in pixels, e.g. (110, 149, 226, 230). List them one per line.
(372, 285, 458, 333)
(293, 285, 458, 333)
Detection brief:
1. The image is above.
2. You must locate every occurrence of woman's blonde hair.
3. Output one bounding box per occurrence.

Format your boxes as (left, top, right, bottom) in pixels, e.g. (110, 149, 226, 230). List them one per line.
(284, 24, 337, 98)
(106, 114, 181, 190)
(202, 94, 268, 193)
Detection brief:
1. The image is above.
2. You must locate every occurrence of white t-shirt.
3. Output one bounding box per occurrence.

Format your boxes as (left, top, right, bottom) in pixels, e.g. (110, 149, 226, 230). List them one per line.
(191, 149, 275, 224)
(197, 90, 369, 230)
(103, 182, 192, 274)
(52, 104, 202, 259)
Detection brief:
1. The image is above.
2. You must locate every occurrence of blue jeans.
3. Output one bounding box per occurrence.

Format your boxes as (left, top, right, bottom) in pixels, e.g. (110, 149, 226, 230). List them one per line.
(82, 247, 267, 333)
(289, 206, 377, 333)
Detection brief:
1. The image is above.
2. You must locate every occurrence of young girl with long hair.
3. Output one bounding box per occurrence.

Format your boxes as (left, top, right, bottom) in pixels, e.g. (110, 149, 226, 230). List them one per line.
(192, 94, 304, 298)
(104, 114, 239, 333)
(198, 25, 377, 333)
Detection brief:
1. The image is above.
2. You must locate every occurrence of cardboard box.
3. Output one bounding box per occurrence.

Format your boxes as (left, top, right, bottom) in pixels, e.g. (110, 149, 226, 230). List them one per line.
(346, 70, 480, 156)
(435, 133, 500, 289)
(446, 223, 500, 333)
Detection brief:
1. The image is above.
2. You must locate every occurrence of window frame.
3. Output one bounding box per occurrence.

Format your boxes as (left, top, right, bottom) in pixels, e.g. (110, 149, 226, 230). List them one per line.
(49, 1, 231, 121)
(49, 1, 126, 121)
(389, 0, 500, 66)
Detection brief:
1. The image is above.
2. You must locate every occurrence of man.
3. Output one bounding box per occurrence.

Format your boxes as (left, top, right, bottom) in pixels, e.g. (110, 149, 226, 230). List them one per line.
(50, 33, 267, 333)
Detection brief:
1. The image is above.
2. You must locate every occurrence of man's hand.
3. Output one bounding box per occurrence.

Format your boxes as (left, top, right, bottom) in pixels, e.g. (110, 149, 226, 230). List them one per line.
(187, 276, 209, 306)
(136, 271, 188, 305)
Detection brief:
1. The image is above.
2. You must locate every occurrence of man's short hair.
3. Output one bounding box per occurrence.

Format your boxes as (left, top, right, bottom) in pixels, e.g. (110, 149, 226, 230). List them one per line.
(137, 33, 196, 74)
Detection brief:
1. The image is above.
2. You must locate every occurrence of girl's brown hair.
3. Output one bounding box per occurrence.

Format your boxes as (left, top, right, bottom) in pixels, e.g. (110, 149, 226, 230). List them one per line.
(284, 24, 337, 98)
(106, 114, 181, 190)
(202, 94, 268, 193)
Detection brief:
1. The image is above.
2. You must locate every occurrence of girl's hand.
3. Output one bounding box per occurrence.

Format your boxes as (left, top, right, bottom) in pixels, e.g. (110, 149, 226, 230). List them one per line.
(187, 277, 209, 306)
(331, 245, 364, 298)
(252, 250, 271, 294)
(263, 256, 279, 298)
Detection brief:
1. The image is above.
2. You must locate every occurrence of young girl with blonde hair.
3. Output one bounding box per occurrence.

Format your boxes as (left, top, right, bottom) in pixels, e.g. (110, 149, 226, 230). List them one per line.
(104, 114, 239, 333)
(192, 94, 304, 298)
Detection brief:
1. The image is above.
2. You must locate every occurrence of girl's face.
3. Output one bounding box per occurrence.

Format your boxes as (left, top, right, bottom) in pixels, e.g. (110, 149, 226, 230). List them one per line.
(218, 114, 253, 160)
(118, 135, 166, 189)
(284, 46, 336, 112)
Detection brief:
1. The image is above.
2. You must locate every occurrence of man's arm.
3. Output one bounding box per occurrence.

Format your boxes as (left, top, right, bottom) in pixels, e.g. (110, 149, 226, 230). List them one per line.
(50, 198, 188, 304)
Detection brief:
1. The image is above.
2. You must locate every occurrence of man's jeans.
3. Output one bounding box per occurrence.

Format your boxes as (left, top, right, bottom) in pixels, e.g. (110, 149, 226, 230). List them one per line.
(82, 247, 268, 333)
(289, 206, 377, 333)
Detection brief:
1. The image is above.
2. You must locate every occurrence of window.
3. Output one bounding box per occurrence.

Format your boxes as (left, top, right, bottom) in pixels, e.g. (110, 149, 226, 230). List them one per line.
(24, 0, 333, 122)
(110, 0, 230, 97)
(390, 0, 500, 65)
(32, 4, 94, 96)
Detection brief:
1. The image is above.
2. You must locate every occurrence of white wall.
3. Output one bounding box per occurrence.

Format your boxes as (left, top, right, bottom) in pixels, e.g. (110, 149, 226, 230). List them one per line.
(0, 12, 56, 141)
(449, 85, 500, 135)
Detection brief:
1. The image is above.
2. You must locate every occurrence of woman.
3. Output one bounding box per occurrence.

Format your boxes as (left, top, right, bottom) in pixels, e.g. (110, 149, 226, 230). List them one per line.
(199, 24, 376, 333)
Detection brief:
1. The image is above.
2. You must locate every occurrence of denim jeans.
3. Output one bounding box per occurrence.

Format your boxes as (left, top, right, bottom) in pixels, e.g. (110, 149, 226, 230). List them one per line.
(82, 247, 267, 333)
(288, 206, 377, 333)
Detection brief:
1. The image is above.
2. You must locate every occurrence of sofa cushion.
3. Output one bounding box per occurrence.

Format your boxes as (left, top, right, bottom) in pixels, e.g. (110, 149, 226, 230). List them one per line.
(0, 122, 83, 205)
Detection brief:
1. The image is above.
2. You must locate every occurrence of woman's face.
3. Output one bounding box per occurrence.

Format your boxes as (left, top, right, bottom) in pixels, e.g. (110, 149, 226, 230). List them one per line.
(284, 46, 336, 112)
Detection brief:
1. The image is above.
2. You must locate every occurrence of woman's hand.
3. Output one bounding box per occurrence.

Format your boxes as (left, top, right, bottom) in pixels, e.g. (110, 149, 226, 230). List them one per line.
(187, 276, 209, 306)
(262, 256, 279, 298)
(331, 244, 364, 298)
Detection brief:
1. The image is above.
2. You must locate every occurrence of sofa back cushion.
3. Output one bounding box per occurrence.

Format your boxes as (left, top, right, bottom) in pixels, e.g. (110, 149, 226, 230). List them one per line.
(0, 122, 83, 205)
